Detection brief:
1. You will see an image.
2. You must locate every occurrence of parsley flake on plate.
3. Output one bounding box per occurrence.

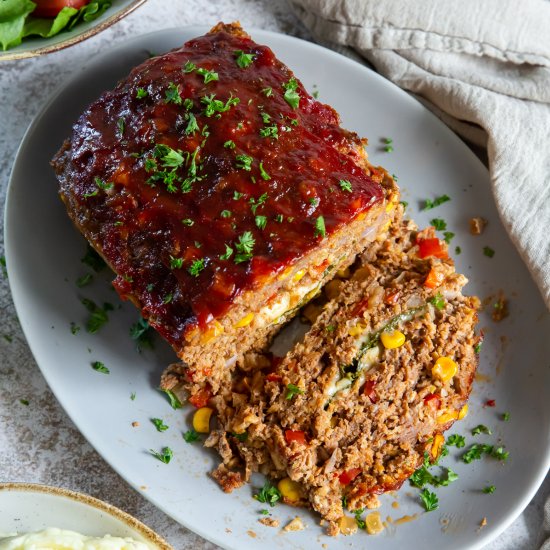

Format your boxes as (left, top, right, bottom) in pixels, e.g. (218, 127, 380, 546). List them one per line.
(91, 361, 109, 374)
(483, 246, 495, 258)
(254, 482, 281, 507)
(80, 298, 109, 333)
(446, 434, 466, 448)
(81, 244, 106, 272)
(160, 388, 182, 410)
(483, 485, 496, 494)
(422, 194, 451, 211)
(149, 447, 173, 464)
(129, 317, 154, 352)
(151, 418, 169, 432)
(76, 273, 93, 288)
(183, 429, 200, 443)
(430, 218, 447, 231)
(420, 488, 439, 512)
(472, 424, 492, 436)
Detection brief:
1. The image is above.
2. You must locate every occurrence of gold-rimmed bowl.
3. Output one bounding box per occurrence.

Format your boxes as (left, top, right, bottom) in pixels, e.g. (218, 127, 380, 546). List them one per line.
(0, 483, 172, 549)
(0, 0, 146, 61)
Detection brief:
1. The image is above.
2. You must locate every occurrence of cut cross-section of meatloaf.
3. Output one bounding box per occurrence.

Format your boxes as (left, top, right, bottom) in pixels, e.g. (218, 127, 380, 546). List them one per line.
(52, 22, 398, 385)
(194, 207, 480, 533)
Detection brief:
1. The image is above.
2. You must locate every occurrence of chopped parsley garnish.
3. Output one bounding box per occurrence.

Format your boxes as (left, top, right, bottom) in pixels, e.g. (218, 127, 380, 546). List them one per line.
(275, 214, 284, 223)
(130, 392, 136, 401)
(472, 425, 492, 436)
(235, 154, 253, 171)
(400, 200, 408, 209)
(149, 447, 173, 464)
(462, 444, 509, 464)
(184, 113, 200, 135)
(483, 246, 495, 258)
(234, 50, 255, 68)
(430, 218, 447, 231)
(260, 125, 278, 139)
(254, 482, 281, 507)
(181, 218, 194, 226)
(429, 293, 445, 310)
(161, 388, 182, 410)
(420, 488, 439, 512)
(259, 161, 271, 181)
(70, 322, 80, 335)
(260, 112, 271, 124)
(136, 87, 148, 99)
(234, 231, 255, 263)
(282, 77, 300, 109)
(91, 361, 109, 374)
(151, 418, 169, 432)
(170, 256, 184, 269)
(483, 485, 496, 494)
(81, 298, 109, 333)
(183, 429, 200, 443)
(219, 244, 233, 261)
(233, 191, 244, 200)
(196, 67, 219, 84)
(76, 273, 93, 288)
(309, 197, 319, 207)
(446, 434, 466, 448)
(312, 90, 319, 99)
(188, 258, 205, 277)
(455, 245, 462, 254)
(0, 256, 6, 278)
(183, 98, 193, 110)
(201, 93, 239, 117)
(314, 216, 326, 238)
(354, 509, 366, 529)
(502, 412, 511, 421)
(220, 210, 232, 218)
(183, 60, 196, 73)
(163, 293, 173, 304)
(339, 179, 352, 192)
(255, 215, 267, 230)
(384, 144, 394, 153)
(326, 325, 336, 332)
(20, 399, 29, 406)
(130, 317, 154, 351)
(249, 193, 268, 214)
(155, 144, 184, 168)
(117, 117, 125, 136)
(285, 383, 303, 400)
(81, 245, 106, 272)
(443, 231, 455, 244)
(165, 82, 182, 105)
(260, 509, 269, 515)
(409, 453, 458, 489)
(224, 140, 236, 149)
(3, 334, 12, 342)
(231, 432, 248, 442)
(422, 194, 451, 210)
(474, 342, 483, 353)
(261, 87, 273, 97)
(94, 176, 113, 191)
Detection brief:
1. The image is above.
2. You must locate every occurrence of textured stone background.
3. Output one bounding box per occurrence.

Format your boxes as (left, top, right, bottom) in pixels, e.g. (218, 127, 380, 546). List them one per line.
(0, 0, 548, 548)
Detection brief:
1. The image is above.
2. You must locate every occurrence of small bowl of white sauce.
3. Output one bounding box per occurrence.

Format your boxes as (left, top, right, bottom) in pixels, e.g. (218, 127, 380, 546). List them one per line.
(0, 483, 172, 550)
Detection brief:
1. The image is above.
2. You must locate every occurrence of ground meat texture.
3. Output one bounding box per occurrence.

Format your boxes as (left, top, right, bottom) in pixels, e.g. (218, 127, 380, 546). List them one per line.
(52, 22, 398, 388)
(199, 207, 480, 531)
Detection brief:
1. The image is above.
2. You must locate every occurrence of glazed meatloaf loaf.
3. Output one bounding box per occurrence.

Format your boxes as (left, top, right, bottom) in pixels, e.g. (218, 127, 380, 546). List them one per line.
(52, 23, 398, 386)
(186, 207, 480, 533)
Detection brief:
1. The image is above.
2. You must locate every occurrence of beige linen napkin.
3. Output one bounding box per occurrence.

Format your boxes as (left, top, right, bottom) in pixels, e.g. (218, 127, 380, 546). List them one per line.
(289, 0, 550, 309)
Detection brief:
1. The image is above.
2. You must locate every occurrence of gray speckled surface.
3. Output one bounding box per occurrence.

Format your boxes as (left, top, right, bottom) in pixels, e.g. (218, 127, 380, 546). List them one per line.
(0, 1, 547, 548)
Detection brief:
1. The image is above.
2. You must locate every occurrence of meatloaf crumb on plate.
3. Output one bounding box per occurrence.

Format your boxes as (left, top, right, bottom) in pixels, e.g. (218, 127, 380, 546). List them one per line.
(52, 22, 398, 390)
(179, 206, 480, 534)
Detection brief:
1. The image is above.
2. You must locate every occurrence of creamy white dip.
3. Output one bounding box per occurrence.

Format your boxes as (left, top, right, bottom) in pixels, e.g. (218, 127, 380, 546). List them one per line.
(0, 528, 153, 550)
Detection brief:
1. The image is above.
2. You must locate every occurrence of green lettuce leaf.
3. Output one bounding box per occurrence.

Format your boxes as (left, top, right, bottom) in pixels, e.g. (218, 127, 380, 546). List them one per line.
(22, 6, 78, 39)
(0, 0, 36, 50)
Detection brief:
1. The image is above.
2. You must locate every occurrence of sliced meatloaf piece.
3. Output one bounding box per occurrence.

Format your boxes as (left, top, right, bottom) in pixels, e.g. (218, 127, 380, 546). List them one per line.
(52, 22, 398, 389)
(191, 207, 480, 532)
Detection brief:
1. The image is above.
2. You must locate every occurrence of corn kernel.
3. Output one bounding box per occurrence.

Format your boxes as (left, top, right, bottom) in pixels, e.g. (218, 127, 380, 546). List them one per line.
(365, 512, 384, 535)
(458, 403, 468, 420)
(336, 266, 351, 279)
(192, 407, 213, 433)
(278, 478, 303, 503)
(293, 269, 306, 282)
(380, 330, 406, 349)
(385, 200, 396, 213)
(235, 313, 254, 328)
(278, 266, 293, 281)
(356, 212, 367, 222)
(338, 515, 358, 536)
(436, 410, 459, 424)
(432, 356, 458, 383)
(430, 433, 445, 460)
(348, 322, 366, 337)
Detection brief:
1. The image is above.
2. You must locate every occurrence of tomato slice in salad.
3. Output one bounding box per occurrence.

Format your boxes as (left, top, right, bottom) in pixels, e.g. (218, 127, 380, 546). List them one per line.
(33, 0, 90, 18)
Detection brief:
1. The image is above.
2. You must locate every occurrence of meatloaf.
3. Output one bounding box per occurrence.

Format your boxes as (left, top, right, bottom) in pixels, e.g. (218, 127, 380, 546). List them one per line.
(184, 207, 480, 533)
(52, 22, 398, 387)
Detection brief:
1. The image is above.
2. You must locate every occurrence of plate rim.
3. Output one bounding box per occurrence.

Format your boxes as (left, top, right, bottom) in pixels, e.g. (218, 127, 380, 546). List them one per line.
(4, 25, 549, 550)
(0, 0, 147, 61)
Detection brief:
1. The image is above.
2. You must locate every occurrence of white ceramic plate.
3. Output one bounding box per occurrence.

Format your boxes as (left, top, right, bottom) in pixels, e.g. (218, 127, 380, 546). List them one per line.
(0, 0, 146, 61)
(0, 483, 171, 548)
(5, 27, 550, 550)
